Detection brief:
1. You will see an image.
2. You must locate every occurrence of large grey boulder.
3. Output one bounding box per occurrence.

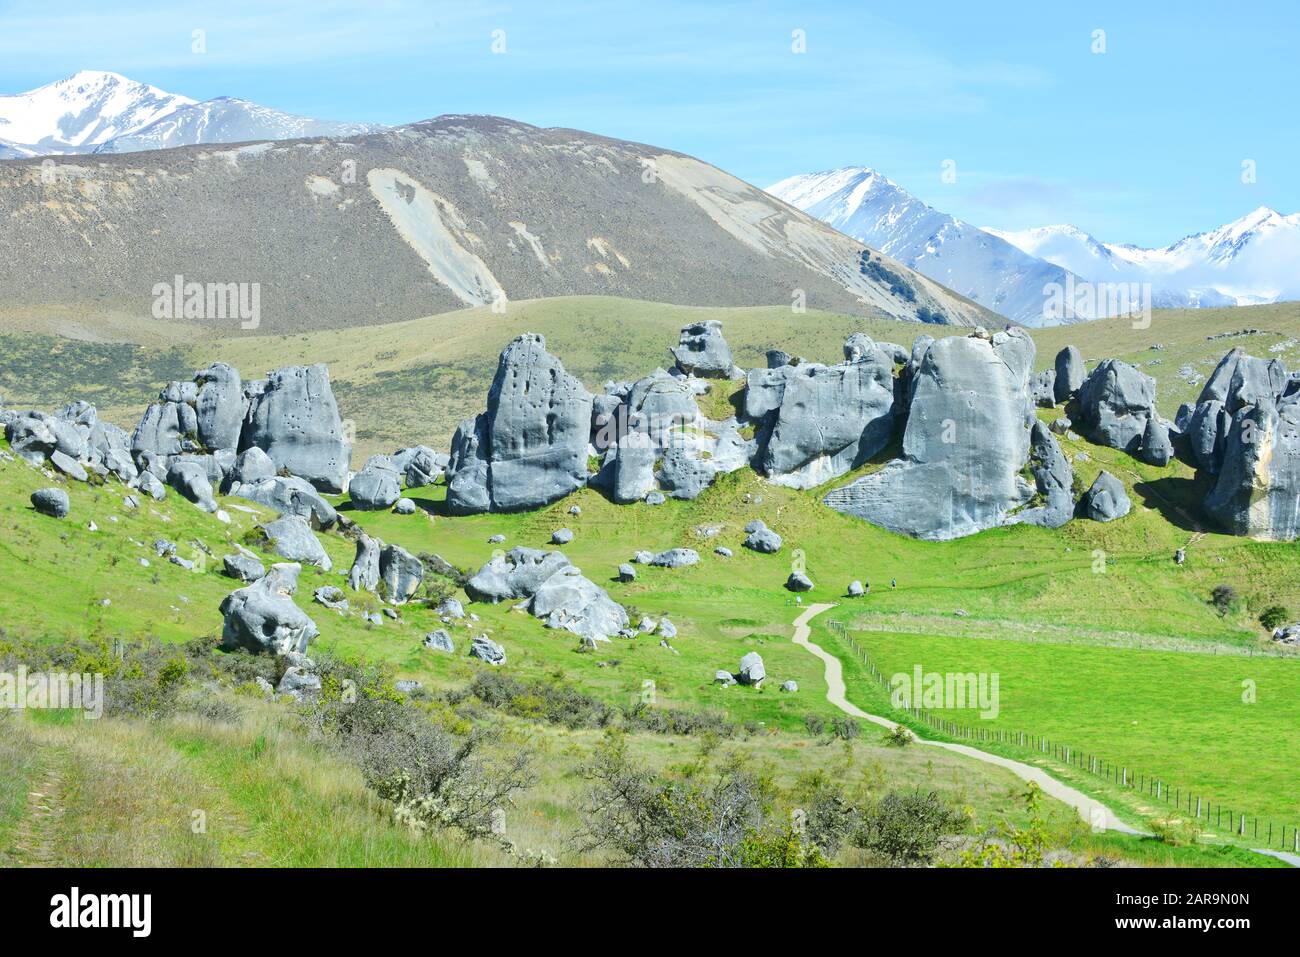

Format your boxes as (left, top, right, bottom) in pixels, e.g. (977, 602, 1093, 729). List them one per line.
(261, 515, 332, 571)
(31, 487, 70, 518)
(219, 563, 319, 655)
(656, 444, 716, 500)
(754, 343, 897, 489)
(348, 455, 402, 511)
(232, 447, 277, 486)
(194, 363, 245, 452)
(1203, 399, 1300, 538)
(624, 369, 701, 441)
(1013, 421, 1075, 529)
(1076, 359, 1161, 457)
(234, 475, 338, 529)
(671, 320, 735, 378)
(348, 533, 381, 592)
(737, 651, 766, 686)
(649, 548, 699, 568)
(446, 335, 593, 514)
(1054, 346, 1085, 403)
(1140, 417, 1174, 467)
(379, 544, 423, 604)
(222, 553, 265, 582)
(469, 635, 507, 665)
(1186, 399, 1231, 473)
(824, 328, 1037, 540)
(786, 572, 814, 591)
(606, 436, 657, 504)
(241, 364, 350, 493)
(1080, 471, 1131, 522)
(466, 547, 573, 602)
(529, 565, 630, 643)
(743, 521, 783, 553)
(166, 459, 218, 512)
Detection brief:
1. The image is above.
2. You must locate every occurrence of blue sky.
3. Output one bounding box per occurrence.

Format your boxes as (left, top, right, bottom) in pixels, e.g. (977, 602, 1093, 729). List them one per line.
(1, 0, 1295, 246)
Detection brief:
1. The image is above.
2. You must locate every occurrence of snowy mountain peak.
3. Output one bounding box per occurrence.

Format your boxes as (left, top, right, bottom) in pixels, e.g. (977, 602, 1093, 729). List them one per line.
(0, 71, 380, 157)
(769, 168, 1089, 326)
(0, 71, 194, 152)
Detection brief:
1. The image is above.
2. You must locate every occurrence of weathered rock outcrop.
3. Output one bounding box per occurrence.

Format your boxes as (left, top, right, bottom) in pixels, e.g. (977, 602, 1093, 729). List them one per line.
(671, 320, 736, 378)
(465, 547, 628, 642)
(1012, 420, 1075, 529)
(446, 335, 593, 514)
(260, 515, 332, 571)
(752, 337, 897, 489)
(1075, 359, 1163, 458)
(241, 364, 351, 493)
(234, 475, 338, 528)
(1053, 346, 1085, 404)
(1080, 471, 1131, 522)
(1180, 349, 1300, 540)
(823, 328, 1037, 540)
(219, 563, 319, 655)
(379, 544, 423, 604)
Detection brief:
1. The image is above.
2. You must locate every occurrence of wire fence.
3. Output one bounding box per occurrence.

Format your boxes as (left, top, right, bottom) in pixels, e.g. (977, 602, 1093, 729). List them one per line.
(824, 617, 1299, 853)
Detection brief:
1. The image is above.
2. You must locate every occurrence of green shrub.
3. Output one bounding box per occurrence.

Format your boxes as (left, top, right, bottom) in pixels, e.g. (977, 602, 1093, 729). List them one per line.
(1259, 605, 1289, 631)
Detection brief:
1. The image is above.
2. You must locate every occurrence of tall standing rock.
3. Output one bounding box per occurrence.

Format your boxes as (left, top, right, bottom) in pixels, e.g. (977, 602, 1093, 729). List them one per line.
(241, 364, 351, 493)
(1204, 399, 1300, 539)
(823, 328, 1037, 540)
(445, 334, 594, 513)
(1012, 420, 1075, 528)
(1053, 346, 1085, 404)
(194, 363, 245, 452)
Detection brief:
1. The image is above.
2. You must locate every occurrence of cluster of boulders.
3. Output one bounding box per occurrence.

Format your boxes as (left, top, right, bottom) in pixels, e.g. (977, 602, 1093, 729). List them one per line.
(466, 547, 628, 645)
(713, 651, 796, 691)
(1175, 348, 1300, 540)
(5, 361, 358, 524)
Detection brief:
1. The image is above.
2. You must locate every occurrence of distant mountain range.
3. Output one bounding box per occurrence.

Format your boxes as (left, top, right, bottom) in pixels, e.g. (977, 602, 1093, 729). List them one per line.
(767, 168, 1090, 327)
(770, 168, 1300, 323)
(0, 71, 379, 156)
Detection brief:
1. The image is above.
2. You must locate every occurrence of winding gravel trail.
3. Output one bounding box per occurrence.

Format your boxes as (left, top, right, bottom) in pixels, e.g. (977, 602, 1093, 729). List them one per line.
(791, 602, 1138, 834)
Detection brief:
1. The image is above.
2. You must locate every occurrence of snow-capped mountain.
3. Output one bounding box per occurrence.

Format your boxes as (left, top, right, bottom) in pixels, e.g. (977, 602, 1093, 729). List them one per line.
(0, 71, 381, 156)
(0, 71, 193, 154)
(984, 208, 1300, 309)
(768, 167, 1099, 326)
(96, 97, 381, 153)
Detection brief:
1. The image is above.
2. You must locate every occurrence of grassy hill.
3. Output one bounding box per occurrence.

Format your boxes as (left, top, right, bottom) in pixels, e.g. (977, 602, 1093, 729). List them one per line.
(2, 295, 1299, 865)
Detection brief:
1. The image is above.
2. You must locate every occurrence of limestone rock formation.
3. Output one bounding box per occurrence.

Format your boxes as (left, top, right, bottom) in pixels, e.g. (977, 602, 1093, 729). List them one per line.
(671, 320, 736, 378)
(823, 328, 1037, 540)
(446, 335, 593, 514)
(219, 563, 319, 655)
(241, 364, 351, 493)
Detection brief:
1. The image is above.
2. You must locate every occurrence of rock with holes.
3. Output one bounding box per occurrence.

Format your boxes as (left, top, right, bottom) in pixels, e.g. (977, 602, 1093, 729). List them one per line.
(241, 364, 350, 492)
(671, 320, 736, 378)
(219, 563, 319, 655)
